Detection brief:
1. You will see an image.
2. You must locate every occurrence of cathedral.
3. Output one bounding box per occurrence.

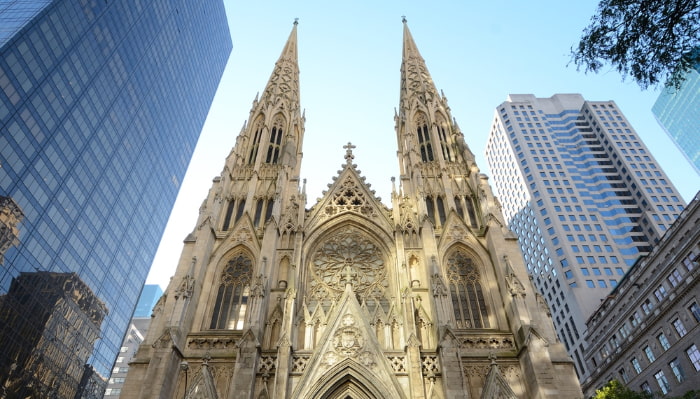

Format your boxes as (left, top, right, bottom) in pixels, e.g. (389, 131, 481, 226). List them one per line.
(121, 21, 582, 399)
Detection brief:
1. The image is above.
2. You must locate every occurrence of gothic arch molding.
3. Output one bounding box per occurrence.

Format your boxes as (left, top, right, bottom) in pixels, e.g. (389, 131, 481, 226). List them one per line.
(441, 244, 498, 329)
(302, 222, 394, 309)
(200, 246, 258, 331)
(300, 358, 404, 399)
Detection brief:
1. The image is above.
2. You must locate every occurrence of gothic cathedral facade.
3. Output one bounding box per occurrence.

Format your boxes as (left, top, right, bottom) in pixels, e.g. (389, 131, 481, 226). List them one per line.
(121, 22, 582, 399)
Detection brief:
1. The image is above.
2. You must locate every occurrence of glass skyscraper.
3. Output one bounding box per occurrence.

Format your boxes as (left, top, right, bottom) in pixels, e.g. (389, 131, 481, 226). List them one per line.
(652, 52, 700, 174)
(0, 0, 231, 397)
(485, 94, 686, 380)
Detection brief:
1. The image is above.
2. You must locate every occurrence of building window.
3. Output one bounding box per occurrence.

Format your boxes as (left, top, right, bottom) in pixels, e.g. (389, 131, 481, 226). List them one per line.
(619, 367, 629, 383)
(673, 318, 687, 337)
(210, 254, 253, 330)
(657, 333, 671, 351)
(642, 299, 653, 315)
(630, 312, 641, 327)
(690, 302, 700, 322)
(105, 389, 122, 396)
(669, 358, 685, 382)
(631, 357, 642, 374)
(654, 370, 670, 394)
(436, 118, 453, 162)
(265, 116, 284, 163)
(653, 285, 667, 301)
(416, 114, 434, 162)
(248, 119, 263, 164)
(644, 346, 655, 363)
(120, 346, 128, 352)
(640, 382, 652, 394)
(446, 250, 490, 329)
(667, 268, 682, 287)
(685, 345, 700, 371)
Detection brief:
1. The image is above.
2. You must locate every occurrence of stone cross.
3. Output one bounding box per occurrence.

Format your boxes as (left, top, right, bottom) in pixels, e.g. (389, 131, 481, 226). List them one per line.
(343, 142, 356, 165)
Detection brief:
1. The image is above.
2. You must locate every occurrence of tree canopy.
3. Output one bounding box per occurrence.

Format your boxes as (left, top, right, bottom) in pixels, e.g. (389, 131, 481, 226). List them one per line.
(571, 0, 700, 89)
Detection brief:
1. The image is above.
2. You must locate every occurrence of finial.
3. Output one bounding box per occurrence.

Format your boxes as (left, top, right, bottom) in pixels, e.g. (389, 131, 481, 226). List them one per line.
(343, 142, 356, 165)
(294, 18, 299, 25)
(401, 15, 407, 23)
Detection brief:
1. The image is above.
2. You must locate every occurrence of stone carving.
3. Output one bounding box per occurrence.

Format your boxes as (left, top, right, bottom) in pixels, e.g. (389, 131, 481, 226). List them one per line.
(460, 335, 514, 350)
(324, 176, 376, 218)
(308, 226, 388, 311)
(258, 355, 277, 375)
(234, 228, 253, 243)
(421, 355, 440, 376)
(387, 356, 406, 373)
(187, 337, 237, 350)
(320, 314, 375, 368)
(291, 355, 310, 373)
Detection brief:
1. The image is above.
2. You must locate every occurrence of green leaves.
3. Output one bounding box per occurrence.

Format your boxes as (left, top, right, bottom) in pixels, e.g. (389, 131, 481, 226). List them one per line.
(571, 0, 700, 89)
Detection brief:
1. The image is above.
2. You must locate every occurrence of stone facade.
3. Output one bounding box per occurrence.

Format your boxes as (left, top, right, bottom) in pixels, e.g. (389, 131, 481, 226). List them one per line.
(120, 21, 582, 399)
(583, 192, 700, 397)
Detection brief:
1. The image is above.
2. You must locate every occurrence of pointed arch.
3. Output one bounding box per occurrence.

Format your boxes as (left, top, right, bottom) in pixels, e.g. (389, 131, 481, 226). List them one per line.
(414, 112, 434, 162)
(435, 113, 453, 162)
(209, 250, 254, 330)
(265, 114, 285, 164)
(248, 116, 264, 164)
(302, 359, 403, 399)
(444, 247, 490, 329)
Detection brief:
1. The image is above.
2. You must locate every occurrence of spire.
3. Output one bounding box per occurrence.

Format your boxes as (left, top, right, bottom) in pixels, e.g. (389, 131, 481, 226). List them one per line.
(236, 20, 304, 170)
(258, 21, 301, 113)
(400, 19, 439, 108)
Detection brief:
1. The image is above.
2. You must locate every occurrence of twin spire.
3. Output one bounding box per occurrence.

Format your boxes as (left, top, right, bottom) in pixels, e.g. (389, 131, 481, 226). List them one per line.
(258, 18, 435, 115)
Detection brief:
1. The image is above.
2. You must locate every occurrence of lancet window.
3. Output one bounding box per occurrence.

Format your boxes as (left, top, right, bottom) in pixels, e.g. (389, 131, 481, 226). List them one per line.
(265, 116, 284, 164)
(210, 254, 253, 330)
(222, 198, 248, 230)
(415, 114, 434, 162)
(436, 116, 452, 162)
(425, 195, 446, 227)
(248, 118, 263, 164)
(253, 198, 275, 227)
(446, 250, 489, 328)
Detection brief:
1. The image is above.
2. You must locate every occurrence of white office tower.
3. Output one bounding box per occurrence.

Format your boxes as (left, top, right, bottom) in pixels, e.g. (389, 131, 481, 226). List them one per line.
(485, 94, 686, 379)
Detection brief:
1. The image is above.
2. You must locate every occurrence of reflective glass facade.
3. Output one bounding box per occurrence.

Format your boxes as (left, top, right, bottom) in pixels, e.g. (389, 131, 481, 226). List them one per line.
(0, 0, 231, 396)
(652, 56, 700, 174)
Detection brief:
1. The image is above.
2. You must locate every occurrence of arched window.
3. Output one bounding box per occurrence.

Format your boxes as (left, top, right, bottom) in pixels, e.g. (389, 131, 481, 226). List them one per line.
(222, 199, 235, 231)
(210, 255, 253, 329)
(425, 196, 435, 224)
(454, 196, 464, 219)
(265, 116, 284, 164)
(415, 114, 434, 162)
(446, 250, 489, 328)
(253, 198, 264, 226)
(436, 196, 446, 225)
(436, 116, 452, 162)
(248, 119, 263, 164)
(465, 196, 478, 229)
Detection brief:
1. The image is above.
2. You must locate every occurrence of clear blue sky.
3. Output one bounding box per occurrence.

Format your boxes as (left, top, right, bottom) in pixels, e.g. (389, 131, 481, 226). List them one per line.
(146, 0, 700, 287)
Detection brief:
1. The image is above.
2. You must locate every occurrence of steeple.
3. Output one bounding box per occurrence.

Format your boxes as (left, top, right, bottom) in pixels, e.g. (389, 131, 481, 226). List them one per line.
(400, 18, 440, 112)
(232, 21, 304, 173)
(208, 21, 306, 238)
(395, 19, 480, 232)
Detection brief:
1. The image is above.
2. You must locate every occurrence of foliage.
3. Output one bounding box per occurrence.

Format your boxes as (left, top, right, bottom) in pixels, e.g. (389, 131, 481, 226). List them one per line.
(571, 0, 700, 89)
(593, 380, 700, 399)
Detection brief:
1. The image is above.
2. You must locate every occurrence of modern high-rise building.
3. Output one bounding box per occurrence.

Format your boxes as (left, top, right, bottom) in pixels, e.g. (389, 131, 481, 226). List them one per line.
(485, 94, 686, 379)
(104, 285, 163, 398)
(133, 284, 163, 318)
(120, 21, 582, 399)
(0, 1, 231, 397)
(652, 50, 700, 174)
